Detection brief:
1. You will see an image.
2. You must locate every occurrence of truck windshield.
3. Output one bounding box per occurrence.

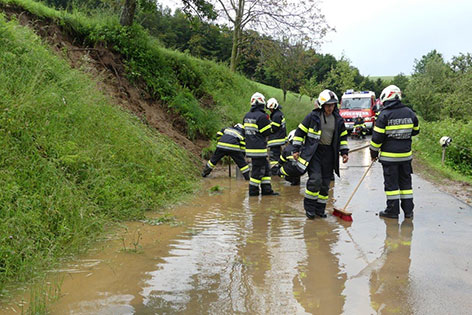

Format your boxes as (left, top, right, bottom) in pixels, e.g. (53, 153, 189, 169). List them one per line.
(341, 98, 371, 109)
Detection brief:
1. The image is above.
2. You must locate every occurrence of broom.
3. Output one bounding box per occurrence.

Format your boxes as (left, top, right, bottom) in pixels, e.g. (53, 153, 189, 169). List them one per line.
(333, 159, 375, 222)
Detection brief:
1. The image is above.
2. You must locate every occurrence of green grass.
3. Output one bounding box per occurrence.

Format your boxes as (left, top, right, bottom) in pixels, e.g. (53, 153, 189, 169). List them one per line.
(0, 12, 199, 293)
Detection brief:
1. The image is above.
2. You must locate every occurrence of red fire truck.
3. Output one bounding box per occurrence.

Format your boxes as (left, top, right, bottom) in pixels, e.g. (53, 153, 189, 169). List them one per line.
(339, 90, 378, 133)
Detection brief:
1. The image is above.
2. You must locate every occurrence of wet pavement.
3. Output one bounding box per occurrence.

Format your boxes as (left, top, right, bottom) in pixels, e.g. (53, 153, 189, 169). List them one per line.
(2, 139, 472, 314)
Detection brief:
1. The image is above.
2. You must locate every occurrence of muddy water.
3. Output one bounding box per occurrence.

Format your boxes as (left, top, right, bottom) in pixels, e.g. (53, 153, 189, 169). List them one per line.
(2, 141, 472, 314)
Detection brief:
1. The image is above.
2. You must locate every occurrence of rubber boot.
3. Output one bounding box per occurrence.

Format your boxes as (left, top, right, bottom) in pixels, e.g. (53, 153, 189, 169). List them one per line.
(379, 210, 399, 219)
(202, 165, 212, 177)
(261, 183, 279, 196)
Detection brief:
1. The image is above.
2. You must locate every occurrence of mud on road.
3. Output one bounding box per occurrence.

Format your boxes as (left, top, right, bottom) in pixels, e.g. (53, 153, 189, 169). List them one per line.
(2, 145, 472, 314)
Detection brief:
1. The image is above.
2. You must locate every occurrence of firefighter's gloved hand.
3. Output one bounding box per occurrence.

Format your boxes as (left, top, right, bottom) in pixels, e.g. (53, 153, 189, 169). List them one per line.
(342, 154, 349, 163)
(292, 152, 300, 160)
(370, 149, 379, 161)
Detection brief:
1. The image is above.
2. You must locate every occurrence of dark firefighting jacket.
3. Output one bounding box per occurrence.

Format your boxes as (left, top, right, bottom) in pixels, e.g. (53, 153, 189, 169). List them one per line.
(215, 125, 246, 152)
(279, 142, 304, 177)
(243, 103, 272, 158)
(268, 108, 286, 147)
(293, 107, 349, 176)
(370, 100, 420, 163)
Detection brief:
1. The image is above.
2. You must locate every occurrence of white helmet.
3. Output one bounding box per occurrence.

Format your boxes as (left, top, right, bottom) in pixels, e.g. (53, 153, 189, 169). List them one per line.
(234, 123, 243, 129)
(250, 92, 266, 106)
(439, 136, 452, 147)
(287, 129, 296, 142)
(380, 85, 402, 104)
(266, 98, 279, 110)
(316, 89, 338, 109)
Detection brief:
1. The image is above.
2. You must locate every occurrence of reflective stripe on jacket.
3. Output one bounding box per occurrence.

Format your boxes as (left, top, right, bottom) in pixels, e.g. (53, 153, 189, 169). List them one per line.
(268, 109, 287, 147)
(370, 100, 419, 163)
(216, 126, 246, 152)
(243, 103, 272, 158)
(293, 108, 349, 176)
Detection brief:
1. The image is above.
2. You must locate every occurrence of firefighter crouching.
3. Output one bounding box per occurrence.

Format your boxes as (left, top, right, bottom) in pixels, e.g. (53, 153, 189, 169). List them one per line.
(353, 116, 367, 139)
(277, 130, 302, 185)
(370, 85, 420, 219)
(292, 89, 349, 219)
(243, 92, 279, 196)
(202, 123, 250, 180)
(266, 98, 287, 175)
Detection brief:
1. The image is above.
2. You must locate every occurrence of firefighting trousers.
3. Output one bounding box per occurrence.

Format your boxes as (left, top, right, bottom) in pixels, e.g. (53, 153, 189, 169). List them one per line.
(304, 145, 334, 217)
(269, 145, 282, 166)
(249, 157, 273, 196)
(382, 162, 414, 215)
(208, 148, 250, 176)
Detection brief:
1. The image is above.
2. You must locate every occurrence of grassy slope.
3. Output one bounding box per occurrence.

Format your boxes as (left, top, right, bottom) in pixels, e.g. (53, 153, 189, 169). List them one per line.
(0, 13, 199, 290)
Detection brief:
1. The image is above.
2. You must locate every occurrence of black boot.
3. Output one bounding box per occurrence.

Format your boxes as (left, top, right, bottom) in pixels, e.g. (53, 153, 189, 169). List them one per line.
(202, 165, 212, 177)
(404, 211, 414, 219)
(262, 190, 280, 196)
(379, 210, 399, 219)
(261, 183, 279, 196)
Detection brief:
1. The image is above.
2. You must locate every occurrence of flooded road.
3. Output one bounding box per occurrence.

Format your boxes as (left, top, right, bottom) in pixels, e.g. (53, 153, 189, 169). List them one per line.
(2, 141, 472, 314)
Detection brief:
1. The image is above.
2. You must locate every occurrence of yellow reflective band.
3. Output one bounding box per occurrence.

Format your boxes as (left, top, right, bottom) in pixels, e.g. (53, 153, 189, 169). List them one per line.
(240, 141, 246, 145)
(381, 151, 412, 158)
(240, 165, 249, 172)
(218, 142, 241, 149)
(319, 194, 329, 200)
(305, 189, 319, 197)
(298, 123, 308, 133)
(244, 123, 258, 128)
(260, 124, 272, 133)
(208, 161, 215, 167)
(250, 178, 261, 184)
(413, 126, 420, 131)
(298, 157, 308, 166)
(374, 126, 385, 133)
(268, 139, 286, 144)
(308, 128, 321, 135)
(262, 177, 271, 181)
(271, 121, 281, 127)
(280, 156, 287, 162)
(246, 148, 268, 153)
(385, 124, 413, 130)
(386, 190, 400, 196)
(270, 161, 278, 165)
(340, 140, 348, 146)
(340, 130, 348, 137)
(281, 167, 288, 176)
(370, 140, 382, 148)
(217, 131, 224, 136)
(400, 189, 413, 195)
(282, 118, 286, 122)
(293, 136, 304, 142)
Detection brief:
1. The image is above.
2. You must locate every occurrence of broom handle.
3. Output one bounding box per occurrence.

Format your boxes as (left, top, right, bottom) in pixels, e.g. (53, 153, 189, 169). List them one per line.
(342, 160, 375, 211)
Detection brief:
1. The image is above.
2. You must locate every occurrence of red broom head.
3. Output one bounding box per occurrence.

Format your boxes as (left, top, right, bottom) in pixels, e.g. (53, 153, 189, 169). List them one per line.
(340, 214, 353, 222)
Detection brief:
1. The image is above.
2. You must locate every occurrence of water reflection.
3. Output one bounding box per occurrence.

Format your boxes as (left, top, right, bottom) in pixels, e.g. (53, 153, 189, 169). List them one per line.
(370, 220, 413, 314)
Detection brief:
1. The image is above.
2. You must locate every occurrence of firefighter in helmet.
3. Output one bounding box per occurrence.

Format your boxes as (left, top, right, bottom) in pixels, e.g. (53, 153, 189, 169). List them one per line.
(370, 85, 419, 219)
(266, 98, 287, 175)
(243, 92, 279, 196)
(292, 89, 349, 219)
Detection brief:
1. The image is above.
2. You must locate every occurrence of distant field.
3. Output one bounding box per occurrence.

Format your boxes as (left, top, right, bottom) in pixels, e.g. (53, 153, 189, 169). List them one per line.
(369, 75, 411, 82)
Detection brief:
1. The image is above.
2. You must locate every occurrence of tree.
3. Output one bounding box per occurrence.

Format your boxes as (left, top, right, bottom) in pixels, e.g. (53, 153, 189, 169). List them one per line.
(450, 53, 472, 73)
(263, 40, 310, 101)
(120, 0, 137, 26)
(413, 49, 444, 75)
(208, 0, 332, 72)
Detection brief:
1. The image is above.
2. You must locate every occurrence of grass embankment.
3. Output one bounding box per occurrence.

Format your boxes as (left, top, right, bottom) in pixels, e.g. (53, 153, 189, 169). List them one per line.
(413, 118, 472, 184)
(0, 0, 314, 140)
(0, 13, 199, 293)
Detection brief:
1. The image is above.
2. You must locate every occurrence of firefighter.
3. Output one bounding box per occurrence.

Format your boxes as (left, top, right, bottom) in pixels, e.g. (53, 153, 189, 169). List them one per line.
(370, 85, 420, 219)
(277, 130, 302, 185)
(266, 98, 287, 175)
(353, 116, 367, 139)
(292, 90, 349, 219)
(243, 92, 279, 196)
(202, 123, 250, 180)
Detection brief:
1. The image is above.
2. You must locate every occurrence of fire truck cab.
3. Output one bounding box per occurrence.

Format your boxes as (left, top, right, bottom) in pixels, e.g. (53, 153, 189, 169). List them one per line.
(339, 90, 377, 133)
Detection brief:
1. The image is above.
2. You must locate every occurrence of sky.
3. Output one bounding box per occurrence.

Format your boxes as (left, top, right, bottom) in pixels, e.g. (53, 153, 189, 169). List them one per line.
(158, 0, 472, 76)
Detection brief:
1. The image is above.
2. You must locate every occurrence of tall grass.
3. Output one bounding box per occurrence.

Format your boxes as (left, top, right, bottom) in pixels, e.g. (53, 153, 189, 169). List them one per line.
(0, 13, 198, 291)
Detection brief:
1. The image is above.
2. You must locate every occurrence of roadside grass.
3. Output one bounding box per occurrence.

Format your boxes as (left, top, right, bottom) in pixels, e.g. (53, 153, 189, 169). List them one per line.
(413, 118, 472, 183)
(0, 13, 198, 294)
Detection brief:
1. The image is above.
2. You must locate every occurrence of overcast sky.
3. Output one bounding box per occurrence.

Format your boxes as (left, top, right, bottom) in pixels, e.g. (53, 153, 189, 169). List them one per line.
(158, 0, 472, 76)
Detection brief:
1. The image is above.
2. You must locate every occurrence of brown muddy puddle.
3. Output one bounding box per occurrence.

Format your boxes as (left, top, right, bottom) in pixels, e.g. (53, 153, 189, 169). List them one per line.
(2, 142, 472, 314)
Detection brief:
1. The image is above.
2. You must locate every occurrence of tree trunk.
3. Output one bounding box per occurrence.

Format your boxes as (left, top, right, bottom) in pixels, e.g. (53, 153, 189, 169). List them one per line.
(230, 28, 239, 72)
(120, 0, 137, 26)
(230, 0, 244, 72)
(283, 89, 287, 102)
